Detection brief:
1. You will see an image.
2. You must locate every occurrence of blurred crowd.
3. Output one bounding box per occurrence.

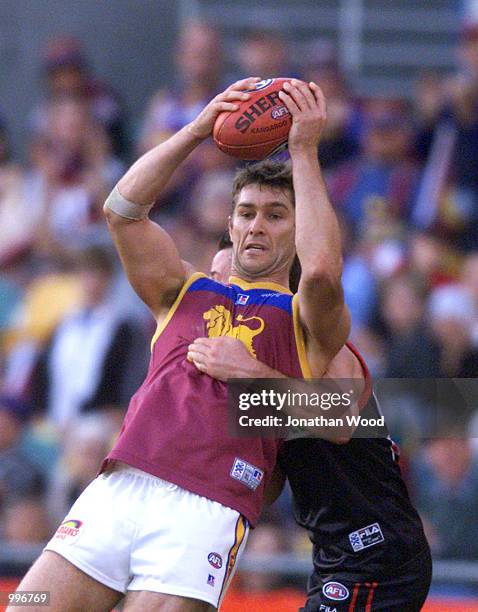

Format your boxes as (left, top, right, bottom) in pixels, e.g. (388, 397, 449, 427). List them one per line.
(1, 18, 478, 590)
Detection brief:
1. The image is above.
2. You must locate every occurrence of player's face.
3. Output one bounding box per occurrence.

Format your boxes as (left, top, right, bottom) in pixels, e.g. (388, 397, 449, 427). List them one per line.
(229, 185, 295, 279)
(210, 248, 233, 283)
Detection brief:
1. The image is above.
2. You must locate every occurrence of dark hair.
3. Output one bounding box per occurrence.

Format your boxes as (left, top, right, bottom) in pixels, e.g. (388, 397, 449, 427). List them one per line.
(289, 255, 301, 293)
(231, 160, 294, 210)
(217, 230, 233, 250)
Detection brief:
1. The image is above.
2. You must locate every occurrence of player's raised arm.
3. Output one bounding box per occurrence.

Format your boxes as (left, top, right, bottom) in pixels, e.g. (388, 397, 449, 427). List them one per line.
(104, 77, 260, 317)
(278, 80, 350, 366)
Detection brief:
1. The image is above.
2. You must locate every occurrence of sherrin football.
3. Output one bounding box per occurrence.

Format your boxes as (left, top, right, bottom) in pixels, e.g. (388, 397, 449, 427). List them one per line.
(213, 77, 293, 161)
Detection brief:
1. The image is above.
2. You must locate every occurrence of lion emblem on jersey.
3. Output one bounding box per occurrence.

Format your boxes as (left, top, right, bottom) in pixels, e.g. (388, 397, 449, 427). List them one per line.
(203, 305, 265, 358)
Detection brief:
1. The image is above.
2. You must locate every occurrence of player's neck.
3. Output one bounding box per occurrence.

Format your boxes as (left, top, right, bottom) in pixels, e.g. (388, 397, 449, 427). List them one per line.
(229, 270, 291, 293)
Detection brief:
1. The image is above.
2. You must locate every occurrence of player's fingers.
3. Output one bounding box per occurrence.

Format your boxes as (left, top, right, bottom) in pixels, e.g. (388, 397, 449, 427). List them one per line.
(282, 81, 309, 112)
(278, 89, 300, 115)
(290, 79, 316, 109)
(191, 337, 213, 348)
(224, 90, 251, 102)
(214, 102, 239, 113)
(187, 345, 208, 361)
(309, 81, 327, 116)
(228, 77, 261, 91)
(192, 359, 206, 373)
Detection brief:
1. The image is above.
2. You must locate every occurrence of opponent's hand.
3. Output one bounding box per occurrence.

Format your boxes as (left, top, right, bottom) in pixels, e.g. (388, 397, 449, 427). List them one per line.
(187, 77, 261, 140)
(278, 79, 327, 153)
(187, 336, 259, 381)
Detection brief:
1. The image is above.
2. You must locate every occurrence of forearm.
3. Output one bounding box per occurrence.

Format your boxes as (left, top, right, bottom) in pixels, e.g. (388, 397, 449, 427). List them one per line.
(238, 359, 287, 379)
(117, 125, 203, 206)
(291, 148, 342, 279)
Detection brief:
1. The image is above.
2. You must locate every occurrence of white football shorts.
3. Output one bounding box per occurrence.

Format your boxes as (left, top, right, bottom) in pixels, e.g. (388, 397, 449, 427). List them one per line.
(45, 464, 249, 608)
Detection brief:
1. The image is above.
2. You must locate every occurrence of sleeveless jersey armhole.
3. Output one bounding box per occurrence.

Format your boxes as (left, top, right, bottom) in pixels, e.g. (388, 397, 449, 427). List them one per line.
(150, 272, 208, 351)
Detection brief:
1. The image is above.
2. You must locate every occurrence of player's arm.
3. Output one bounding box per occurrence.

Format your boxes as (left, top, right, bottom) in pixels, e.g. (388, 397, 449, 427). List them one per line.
(187, 336, 286, 380)
(104, 78, 259, 317)
(188, 337, 366, 444)
(279, 80, 350, 367)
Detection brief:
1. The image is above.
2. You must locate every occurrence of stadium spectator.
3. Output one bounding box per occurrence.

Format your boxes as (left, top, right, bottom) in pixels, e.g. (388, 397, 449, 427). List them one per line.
(0, 395, 45, 511)
(411, 436, 478, 560)
(48, 412, 120, 525)
(139, 20, 223, 152)
(26, 96, 123, 260)
(165, 170, 236, 273)
(407, 231, 458, 290)
(0, 121, 35, 267)
(30, 245, 146, 429)
(380, 274, 441, 377)
(139, 20, 232, 216)
(302, 40, 359, 170)
(235, 30, 294, 80)
(30, 35, 127, 158)
(1, 263, 81, 398)
(460, 251, 478, 343)
(412, 22, 478, 250)
(340, 219, 378, 329)
(2, 497, 50, 544)
(328, 101, 420, 241)
(427, 283, 478, 376)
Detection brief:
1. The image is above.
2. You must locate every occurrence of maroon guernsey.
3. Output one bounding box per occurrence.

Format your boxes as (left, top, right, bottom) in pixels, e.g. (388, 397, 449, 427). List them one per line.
(104, 273, 310, 525)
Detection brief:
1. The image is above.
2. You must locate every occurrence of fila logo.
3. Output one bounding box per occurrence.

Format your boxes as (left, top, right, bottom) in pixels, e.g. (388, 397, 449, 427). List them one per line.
(349, 522, 384, 552)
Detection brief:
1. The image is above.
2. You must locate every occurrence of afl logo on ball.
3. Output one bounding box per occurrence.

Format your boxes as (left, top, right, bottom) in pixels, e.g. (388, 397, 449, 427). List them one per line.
(208, 552, 223, 569)
(323, 581, 349, 601)
(251, 78, 274, 91)
(271, 106, 289, 120)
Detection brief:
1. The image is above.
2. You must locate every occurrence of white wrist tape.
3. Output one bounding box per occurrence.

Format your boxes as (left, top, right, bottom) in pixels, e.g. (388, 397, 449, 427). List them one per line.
(105, 186, 153, 220)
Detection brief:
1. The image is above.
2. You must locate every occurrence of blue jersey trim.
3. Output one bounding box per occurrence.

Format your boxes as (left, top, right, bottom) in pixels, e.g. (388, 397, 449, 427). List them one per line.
(188, 276, 293, 315)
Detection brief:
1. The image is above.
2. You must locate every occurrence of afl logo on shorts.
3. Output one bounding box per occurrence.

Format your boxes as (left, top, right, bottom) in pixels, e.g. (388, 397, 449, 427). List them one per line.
(208, 552, 223, 569)
(323, 581, 349, 601)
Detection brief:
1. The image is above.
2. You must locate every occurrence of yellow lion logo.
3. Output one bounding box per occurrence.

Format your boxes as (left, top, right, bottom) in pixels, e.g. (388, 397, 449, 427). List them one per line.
(203, 305, 265, 358)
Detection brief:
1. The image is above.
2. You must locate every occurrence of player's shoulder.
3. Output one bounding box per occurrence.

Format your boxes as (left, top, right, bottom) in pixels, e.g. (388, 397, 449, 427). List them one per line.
(182, 272, 235, 296)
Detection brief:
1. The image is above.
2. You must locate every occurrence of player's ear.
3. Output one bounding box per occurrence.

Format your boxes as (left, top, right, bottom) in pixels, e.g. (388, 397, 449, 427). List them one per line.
(228, 215, 233, 233)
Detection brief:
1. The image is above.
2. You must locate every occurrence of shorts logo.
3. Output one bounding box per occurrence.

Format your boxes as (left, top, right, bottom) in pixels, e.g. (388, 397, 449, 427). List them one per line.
(54, 519, 83, 543)
(207, 574, 215, 587)
(236, 294, 249, 305)
(323, 582, 349, 601)
(230, 458, 264, 491)
(320, 606, 338, 612)
(349, 522, 384, 552)
(250, 78, 274, 91)
(271, 106, 289, 120)
(208, 552, 223, 569)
